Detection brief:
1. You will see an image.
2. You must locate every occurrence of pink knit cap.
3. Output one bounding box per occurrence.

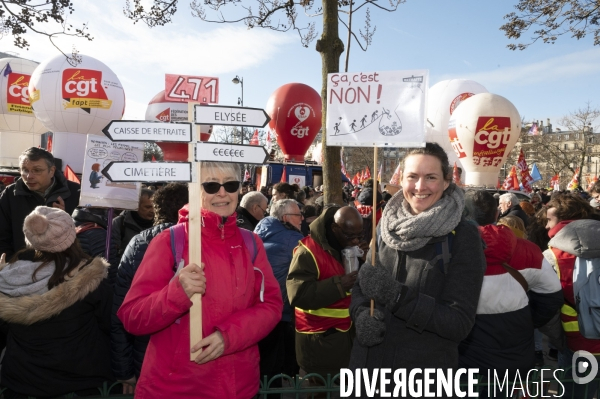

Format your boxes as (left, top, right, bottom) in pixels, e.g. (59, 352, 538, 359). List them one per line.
(23, 206, 76, 253)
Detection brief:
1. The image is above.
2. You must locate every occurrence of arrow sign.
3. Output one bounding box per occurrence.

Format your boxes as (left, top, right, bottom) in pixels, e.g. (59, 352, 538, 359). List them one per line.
(195, 142, 269, 164)
(194, 104, 270, 128)
(102, 162, 192, 182)
(102, 120, 192, 142)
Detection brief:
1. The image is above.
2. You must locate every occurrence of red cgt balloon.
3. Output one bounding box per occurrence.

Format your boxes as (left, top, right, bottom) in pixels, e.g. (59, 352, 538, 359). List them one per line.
(265, 83, 322, 162)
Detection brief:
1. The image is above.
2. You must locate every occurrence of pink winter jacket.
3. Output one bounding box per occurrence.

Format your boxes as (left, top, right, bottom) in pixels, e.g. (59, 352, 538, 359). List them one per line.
(118, 206, 283, 398)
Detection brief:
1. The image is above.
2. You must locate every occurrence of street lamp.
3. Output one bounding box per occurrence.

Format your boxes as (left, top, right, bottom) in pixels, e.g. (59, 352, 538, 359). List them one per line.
(232, 75, 244, 144)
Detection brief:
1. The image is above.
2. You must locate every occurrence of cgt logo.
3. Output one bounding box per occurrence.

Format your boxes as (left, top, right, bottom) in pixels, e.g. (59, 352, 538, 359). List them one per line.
(62, 69, 108, 99)
(573, 350, 598, 384)
(156, 108, 171, 122)
(7, 73, 31, 105)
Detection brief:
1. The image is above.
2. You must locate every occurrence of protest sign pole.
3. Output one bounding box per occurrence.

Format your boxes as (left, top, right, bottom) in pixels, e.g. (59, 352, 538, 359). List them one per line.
(188, 103, 203, 361)
(370, 147, 378, 317)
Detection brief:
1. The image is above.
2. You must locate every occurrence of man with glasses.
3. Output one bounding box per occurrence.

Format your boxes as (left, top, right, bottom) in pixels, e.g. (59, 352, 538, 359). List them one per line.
(287, 206, 364, 388)
(254, 199, 305, 386)
(236, 191, 268, 231)
(0, 147, 81, 259)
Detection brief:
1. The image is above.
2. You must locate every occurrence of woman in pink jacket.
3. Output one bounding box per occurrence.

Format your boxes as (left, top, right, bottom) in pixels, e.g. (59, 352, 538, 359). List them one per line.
(118, 162, 283, 398)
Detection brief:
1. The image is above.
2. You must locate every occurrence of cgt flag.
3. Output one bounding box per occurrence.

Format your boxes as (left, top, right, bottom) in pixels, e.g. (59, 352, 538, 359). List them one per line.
(502, 166, 519, 190)
(517, 149, 533, 193)
(64, 165, 81, 184)
(567, 168, 580, 191)
(452, 162, 462, 186)
(249, 129, 259, 146)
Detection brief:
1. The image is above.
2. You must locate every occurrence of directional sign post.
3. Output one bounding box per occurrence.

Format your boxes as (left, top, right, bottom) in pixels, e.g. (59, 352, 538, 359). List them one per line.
(102, 120, 192, 142)
(194, 104, 270, 128)
(101, 161, 192, 182)
(195, 142, 269, 164)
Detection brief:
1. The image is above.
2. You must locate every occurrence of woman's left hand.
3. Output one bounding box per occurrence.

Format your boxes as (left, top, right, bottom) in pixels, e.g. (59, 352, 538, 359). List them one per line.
(192, 331, 225, 365)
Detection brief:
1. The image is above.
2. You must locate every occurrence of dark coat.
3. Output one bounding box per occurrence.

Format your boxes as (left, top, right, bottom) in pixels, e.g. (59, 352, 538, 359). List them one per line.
(0, 257, 113, 397)
(73, 208, 107, 259)
(0, 171, 80, 259)
(500, 204, 530, 228)
(236, 206, 260, 231)
(349, 219, 486, 378)
(109, 211, 151, 276)
(111, 223, 172, 380)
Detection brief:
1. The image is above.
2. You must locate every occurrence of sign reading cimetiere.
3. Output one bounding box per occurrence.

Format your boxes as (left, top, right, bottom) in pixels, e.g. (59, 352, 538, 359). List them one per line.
(195, 142, 269, 164)
(102, 120, 192, 142)
(101, 162, 192, 182)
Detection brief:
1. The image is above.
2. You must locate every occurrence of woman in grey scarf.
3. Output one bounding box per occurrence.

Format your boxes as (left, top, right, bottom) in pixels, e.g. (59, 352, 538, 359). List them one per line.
(348, 143, 486, 397)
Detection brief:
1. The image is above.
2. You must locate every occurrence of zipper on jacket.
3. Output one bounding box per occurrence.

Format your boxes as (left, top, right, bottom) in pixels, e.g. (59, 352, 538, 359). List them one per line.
(219, 222, 225, 240)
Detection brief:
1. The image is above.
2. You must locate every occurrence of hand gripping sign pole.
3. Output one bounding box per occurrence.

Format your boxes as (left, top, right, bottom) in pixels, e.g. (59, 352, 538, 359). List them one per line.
(325, 69, 429, 318)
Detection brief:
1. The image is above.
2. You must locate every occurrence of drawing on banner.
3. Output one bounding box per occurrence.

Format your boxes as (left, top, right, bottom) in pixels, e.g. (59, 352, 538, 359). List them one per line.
(326, 70, 428, 147)
(80, 135, 143, 209)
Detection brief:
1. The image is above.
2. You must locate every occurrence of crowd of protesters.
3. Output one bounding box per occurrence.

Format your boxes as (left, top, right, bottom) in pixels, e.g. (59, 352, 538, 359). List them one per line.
(1, 146, 600, 398)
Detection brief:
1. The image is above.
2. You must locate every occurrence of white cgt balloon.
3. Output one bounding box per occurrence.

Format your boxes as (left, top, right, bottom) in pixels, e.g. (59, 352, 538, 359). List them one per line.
(0, 57, 48, 167)
(448, 93, 521, 187)
(29, 54, 125, 173)
(425, 79, 488, 167)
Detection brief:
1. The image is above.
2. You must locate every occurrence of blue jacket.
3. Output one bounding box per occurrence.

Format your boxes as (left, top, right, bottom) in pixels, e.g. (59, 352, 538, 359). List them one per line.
(254, 217, 303, 322)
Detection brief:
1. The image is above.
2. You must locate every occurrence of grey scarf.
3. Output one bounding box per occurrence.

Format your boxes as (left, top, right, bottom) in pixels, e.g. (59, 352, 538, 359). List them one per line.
(0, 260, 55, 297)
(381, 184, 465, 251)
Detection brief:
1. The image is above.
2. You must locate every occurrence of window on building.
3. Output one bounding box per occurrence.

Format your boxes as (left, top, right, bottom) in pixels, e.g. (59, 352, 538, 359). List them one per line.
(588, 156, 592, 163)
(564, 144, 568, 150)
(589, 136, 595, 144)
(575, 133, 580, 140)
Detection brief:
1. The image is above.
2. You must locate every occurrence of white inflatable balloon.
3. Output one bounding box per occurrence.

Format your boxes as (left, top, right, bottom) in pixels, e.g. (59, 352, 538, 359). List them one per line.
(29, 54, 125, 172)
(448, 93, 521, 187)
(426, 79, 488, 166)
(0, 57, 48, 167)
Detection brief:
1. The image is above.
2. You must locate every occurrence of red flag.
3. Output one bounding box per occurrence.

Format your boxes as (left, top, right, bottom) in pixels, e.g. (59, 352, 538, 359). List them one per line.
(452, 162, 462, 186)
(64, 165, 81, 184)
(249, 129, 259, 146)
(244, 169, 251, 181)
(389, 163, 401, 185)
(47, 134, 53, 153)
(377, 163, 382, 182)
(151, 155, 157, 162)
(516, 149, 533, 193)
(567, 168, 580, 191)
(352, 173, 360, 186)
(266, 129, 272, 152)
(280, 167, 287, 183)
(364, 166, 371, 180)
(502, 166, 519, 190)
(550, 174, 560, 191)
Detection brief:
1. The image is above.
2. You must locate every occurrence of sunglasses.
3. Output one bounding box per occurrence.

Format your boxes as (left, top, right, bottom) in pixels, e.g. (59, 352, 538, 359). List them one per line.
(201, 181, 240, 194)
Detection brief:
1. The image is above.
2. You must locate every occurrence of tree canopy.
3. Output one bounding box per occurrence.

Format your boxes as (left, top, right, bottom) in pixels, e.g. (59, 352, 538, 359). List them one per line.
(501, 0, 600, 50)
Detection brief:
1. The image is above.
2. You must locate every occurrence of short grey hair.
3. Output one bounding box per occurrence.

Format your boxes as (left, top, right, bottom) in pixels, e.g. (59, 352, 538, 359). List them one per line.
(270, 199, 298, 220)
(499, 193, 519, 206)
(240, 191, 267, 210)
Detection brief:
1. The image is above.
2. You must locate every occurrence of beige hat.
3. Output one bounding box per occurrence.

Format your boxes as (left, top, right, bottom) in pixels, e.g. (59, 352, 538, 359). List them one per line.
(23, 206, 76, 253)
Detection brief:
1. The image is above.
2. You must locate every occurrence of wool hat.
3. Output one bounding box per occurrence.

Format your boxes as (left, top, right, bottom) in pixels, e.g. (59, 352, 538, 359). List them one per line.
(23, 206, 76, 253)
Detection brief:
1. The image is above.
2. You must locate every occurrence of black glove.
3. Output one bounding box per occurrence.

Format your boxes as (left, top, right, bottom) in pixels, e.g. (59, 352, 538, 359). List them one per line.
(354, 306, 386, 347)
(358, 263, 408, 310)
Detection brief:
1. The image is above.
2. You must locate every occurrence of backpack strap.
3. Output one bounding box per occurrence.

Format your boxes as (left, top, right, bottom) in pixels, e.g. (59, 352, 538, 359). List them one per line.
(239, 228, 264, 302)
(239, 228, 258, 263)
(169, 223, 186, 274)
(75, 222, 103, 235)
(502, 262, 529, 292)
(432, 231, 455, 274)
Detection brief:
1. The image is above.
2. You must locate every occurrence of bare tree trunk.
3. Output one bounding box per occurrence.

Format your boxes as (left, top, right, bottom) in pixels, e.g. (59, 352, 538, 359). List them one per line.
(317, 0, 345, 205)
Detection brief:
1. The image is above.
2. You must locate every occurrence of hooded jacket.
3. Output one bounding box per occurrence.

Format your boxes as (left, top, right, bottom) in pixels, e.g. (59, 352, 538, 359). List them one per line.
(254, 216, 303, 322)
(546, 219, 600, 353)
(0, 256, 113, 397)
(118, 206, 283, 399)
(0, 171, 80, 259)
(458, 224, 563, 375)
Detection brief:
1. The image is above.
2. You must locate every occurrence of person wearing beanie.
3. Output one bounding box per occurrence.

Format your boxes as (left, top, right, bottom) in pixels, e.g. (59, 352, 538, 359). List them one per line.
(0, 206, 114, 398)
(0, 147, 81, 260)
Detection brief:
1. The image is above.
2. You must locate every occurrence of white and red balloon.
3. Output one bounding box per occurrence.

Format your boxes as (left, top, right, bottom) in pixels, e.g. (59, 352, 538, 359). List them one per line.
(448, 93, 521, 187)
(0, 58, 47, 167)
(29, 54, 126, 172)
(426, 79, 488, 166)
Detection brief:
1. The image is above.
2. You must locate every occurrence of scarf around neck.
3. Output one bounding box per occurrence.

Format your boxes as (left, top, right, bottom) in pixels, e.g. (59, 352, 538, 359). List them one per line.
(380, 183, 465, 252)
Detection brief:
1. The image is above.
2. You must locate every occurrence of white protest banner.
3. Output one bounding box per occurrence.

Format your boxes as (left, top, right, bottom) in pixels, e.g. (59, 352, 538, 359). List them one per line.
(79, 134, 143, 209)
(326, 70, 428, 147)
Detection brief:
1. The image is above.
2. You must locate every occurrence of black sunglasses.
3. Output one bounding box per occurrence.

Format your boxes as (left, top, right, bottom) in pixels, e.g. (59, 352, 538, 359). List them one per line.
(201, 181, 240, 194)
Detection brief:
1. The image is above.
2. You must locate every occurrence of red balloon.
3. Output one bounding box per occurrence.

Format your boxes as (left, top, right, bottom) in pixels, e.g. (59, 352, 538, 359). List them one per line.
(265, 83, 322, 162)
